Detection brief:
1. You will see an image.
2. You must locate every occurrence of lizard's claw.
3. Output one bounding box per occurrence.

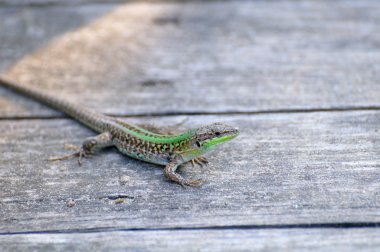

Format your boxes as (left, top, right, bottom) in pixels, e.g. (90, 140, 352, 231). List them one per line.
(48, 145, 93, 166)
(48, 152, 79, 162)
(190, 156, 209, 167)
(78, 149, 93, 166)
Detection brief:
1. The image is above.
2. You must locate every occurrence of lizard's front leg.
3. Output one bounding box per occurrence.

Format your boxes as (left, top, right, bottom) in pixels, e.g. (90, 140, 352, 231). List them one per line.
(165, 156, 203, 187)
(49, 132, 114, 165)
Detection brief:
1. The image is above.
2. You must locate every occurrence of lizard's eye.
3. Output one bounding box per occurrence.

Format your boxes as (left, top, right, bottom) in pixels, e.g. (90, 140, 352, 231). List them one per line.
(196, 141, 201, 147)
(215, 132, 221, 136)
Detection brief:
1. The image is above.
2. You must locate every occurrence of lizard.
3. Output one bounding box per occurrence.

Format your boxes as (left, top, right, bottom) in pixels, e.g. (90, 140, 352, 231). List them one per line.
(0, 76, 239, 187)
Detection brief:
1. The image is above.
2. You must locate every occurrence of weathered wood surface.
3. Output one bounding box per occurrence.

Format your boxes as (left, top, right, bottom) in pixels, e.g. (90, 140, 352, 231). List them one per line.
(1, 111, 380, 233)
(0, 4, 115, 72)
(2, 228, 380, 252)
(1, 1, 380, 118)
(0, 0, 128, 5)
(1, 0, 380, 250)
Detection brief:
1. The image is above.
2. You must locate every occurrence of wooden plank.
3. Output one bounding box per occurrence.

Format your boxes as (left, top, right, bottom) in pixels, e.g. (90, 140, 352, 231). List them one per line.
(1, 228, 380, 251)
(1, 111, 380, 233)
(0, 0, 127, 5)
(1, 1, 380, 117)
(0, 4, 116, 72)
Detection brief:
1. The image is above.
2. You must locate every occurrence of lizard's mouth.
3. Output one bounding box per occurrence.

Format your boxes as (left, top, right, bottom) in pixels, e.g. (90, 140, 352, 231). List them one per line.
(182, 130, 239, 160)
(202, 130, 239, 149)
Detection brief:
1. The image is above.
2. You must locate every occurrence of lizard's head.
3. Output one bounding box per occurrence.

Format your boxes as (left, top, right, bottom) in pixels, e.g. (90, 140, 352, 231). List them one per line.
(191, 122, 239, 152)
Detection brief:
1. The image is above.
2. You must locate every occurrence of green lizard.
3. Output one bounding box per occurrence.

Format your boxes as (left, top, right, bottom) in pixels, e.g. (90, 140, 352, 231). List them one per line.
(0, 76, 239, 187)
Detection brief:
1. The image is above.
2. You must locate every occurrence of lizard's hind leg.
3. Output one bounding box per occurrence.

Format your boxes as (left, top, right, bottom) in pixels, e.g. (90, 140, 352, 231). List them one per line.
(49, 132, 114, 165)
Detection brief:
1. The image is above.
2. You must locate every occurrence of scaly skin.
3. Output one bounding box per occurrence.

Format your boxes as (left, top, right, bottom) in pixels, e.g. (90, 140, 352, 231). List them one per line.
(0, 76, 239, 187)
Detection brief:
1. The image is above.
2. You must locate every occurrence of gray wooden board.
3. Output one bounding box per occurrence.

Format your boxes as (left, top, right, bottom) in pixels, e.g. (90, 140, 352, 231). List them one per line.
(0, 4, 116, 72)
(1, 111, 380, 233)
(1, 228, 380, 252)
(0, 0, 128, 5)
(1, 0, 380, 118)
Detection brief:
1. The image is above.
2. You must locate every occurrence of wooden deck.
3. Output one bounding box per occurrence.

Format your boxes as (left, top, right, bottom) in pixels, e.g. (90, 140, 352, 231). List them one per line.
(1, 0, 380, 251)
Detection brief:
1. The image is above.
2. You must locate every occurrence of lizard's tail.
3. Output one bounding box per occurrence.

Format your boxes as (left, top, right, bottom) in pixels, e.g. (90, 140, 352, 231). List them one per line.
(0, 76, 110, 132)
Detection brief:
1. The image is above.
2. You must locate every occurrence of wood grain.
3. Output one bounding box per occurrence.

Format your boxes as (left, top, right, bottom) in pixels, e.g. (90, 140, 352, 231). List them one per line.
(1, 1, 380, 117)
(0, 4, 115, 72)
(1, 228, 380, 252)
(1, 111, 379, 233)
(1, 1, 380, 250)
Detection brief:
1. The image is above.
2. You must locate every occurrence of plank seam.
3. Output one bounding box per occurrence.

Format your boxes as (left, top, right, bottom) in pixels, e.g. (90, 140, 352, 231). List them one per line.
(0, 0, 236, 8)
(1, 106, 380, 121)
(2, 223, 380, 235)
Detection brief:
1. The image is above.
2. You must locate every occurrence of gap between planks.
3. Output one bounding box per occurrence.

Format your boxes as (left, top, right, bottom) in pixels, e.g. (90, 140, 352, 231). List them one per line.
(0, 0, 230, 8)
(1, 222, 380, 236)
(1, 106, 380, 121)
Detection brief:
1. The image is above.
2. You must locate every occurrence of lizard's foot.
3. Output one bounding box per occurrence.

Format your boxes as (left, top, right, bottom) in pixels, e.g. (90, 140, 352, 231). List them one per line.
(48, 146, 93, 166)
(48, 132, 113, 166)
(165, 160, 204, 187)
(77, 149, 93, 165)
(191, 156, 209, 167)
